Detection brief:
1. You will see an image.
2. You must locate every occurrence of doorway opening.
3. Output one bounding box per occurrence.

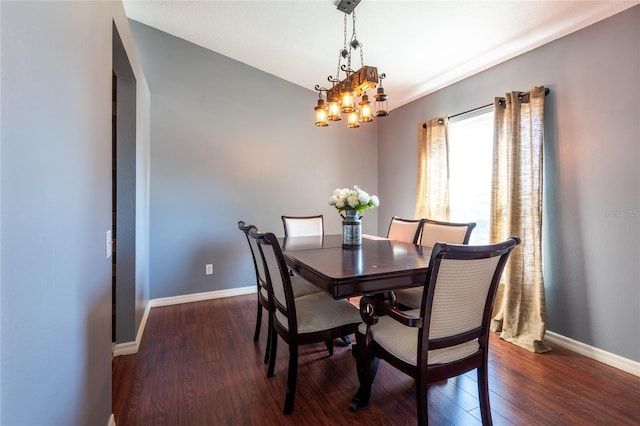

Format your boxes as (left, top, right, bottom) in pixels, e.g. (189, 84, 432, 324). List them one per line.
(112, 23, 137, 344)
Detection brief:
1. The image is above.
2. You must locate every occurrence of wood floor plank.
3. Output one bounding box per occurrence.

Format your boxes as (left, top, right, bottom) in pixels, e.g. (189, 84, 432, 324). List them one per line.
(113, 295, 640, 425)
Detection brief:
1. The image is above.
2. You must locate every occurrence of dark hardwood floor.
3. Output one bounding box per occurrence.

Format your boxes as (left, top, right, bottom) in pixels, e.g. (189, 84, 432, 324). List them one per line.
(112, 295, 640, 425)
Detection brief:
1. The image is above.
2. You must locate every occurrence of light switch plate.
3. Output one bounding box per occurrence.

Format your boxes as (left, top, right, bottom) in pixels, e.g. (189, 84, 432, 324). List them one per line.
(106, 230, 113, 259)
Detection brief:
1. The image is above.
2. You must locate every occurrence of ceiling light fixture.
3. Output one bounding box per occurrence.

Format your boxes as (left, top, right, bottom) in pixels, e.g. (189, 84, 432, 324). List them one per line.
(314, 0, 389, 128)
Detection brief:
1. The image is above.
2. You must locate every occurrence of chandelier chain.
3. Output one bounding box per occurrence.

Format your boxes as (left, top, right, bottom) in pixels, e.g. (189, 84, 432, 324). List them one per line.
(335, 49, 342, 84)
(352, 10, 365, 68)
(343, 13, 348, 50)
(345, 13, 353, 72)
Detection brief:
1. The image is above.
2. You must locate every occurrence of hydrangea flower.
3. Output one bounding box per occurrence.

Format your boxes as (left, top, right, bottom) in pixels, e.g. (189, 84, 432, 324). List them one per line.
(328, 185, 380, 214)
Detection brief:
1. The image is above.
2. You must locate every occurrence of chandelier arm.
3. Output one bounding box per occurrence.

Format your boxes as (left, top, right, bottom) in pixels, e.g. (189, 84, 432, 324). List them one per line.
(340, 64, 354, 74)
(327, 76, 341, 88)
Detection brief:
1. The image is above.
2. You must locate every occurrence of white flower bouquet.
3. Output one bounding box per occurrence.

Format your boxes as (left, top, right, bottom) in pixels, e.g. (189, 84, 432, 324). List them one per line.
(328, 185, 380, 214)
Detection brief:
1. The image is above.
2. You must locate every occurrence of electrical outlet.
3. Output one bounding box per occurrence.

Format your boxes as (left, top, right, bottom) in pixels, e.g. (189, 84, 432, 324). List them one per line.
(205, 264, 213, 275)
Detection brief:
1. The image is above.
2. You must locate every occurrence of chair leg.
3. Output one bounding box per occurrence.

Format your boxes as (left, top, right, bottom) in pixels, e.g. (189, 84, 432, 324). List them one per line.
(349, 331, 379, 412)
(254, 301, 262, 341)
(477, 363, 493, 425)
(264, 313, 273, 364)
(324, 340, 334, 356)
(416, 375, 428, 426)
(283, 344, 299, 415)
(267, 326, 278, 378)
(264, 309, 274, 364)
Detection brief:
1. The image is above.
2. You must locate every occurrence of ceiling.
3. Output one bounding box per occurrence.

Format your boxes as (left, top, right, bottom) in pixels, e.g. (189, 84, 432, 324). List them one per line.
(123, 0, 639, 110)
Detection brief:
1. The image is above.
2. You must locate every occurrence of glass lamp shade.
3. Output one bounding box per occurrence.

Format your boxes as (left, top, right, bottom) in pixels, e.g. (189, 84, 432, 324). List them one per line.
(374, 100, 389, 117)
(314, 99, 329, 127)
(327, 98, 342, 121)
(347, 110, 360, 128)
(374, 86, 389, 117)
(340, 89, 356, 113)
(359, 93, 373, 122)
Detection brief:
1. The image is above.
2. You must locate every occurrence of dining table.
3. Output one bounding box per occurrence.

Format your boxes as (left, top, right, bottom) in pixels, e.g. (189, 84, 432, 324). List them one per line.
(281, 234, 431, 299)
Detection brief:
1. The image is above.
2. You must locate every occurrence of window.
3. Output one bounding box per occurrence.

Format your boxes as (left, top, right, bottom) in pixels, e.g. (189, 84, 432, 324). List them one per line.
(448, 109, 493, 244)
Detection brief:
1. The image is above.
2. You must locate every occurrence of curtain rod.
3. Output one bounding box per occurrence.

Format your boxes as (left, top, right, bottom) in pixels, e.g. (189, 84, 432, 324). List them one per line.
(448, 87, 550, 120)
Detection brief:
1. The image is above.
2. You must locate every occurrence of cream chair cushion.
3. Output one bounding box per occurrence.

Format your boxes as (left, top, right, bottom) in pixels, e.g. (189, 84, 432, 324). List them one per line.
(387, 218, 422, 243)
(276, 292, 361, 334)
(358, 310, 479, 366)
(420, 223, 470, 247)
(395, 220, 475, 308)
(283, 216, 323, 237)
(361, 257, 499, 365)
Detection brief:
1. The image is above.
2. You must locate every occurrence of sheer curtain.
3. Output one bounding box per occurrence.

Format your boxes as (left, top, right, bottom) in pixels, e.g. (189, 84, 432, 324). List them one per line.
(490, 86, 551, 353)
(414, 117, 450, 220)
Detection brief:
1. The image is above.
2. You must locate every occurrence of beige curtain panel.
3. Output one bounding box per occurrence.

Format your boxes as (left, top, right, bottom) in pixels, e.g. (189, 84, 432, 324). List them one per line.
(490, 86, 551, 353)
(415, 117, 450, 221)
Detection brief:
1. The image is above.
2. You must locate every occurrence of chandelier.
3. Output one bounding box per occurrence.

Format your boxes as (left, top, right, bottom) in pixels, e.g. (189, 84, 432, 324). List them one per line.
(314, 0, 389, 128)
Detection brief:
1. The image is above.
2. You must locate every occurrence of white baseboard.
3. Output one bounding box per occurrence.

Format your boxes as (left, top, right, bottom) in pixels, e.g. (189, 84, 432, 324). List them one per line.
(112, 286, 256, 357)
(149, 286, 255, 308)
(545, 330, 640, 377)
(112, 340, 138, 357)
(112, 301, 151, 357)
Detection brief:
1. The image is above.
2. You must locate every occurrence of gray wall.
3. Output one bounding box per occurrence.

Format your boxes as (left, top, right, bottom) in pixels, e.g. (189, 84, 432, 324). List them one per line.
(0, 1, 151, 424)
(377, 6, 640, 361)
(129, 21, 379, 300)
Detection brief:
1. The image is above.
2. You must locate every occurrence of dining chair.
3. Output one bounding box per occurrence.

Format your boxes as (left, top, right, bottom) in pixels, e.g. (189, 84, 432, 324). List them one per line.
(349, 237, 521, 425)
(250, 229, 362, 415)
(418, 218, 476, 248)
(386, 216, 424, 244)
(282, 213, 352, 344)
(394, 218, 476, 309)
(238, 221, 319, 365)
(281, 214, 324, 238)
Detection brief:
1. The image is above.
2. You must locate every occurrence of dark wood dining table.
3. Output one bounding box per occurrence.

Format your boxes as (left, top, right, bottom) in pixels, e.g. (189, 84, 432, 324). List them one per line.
(281, 234, 431, 299)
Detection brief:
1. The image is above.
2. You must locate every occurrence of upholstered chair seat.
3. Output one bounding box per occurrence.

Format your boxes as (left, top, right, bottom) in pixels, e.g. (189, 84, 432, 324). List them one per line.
(357, 311, 479, 366)
(276, 292, 362, 334)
